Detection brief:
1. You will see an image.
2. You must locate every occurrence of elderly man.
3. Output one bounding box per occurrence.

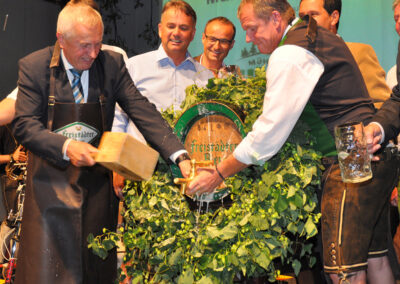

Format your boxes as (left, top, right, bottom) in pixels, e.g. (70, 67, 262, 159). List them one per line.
(12, 3, 190, 283)
(0, 0, 129, 127)
(112, 0, 213, 190)
(188, 0, 398, 283)
(194, 17, 240, 78)
(299, 0, 391, 109)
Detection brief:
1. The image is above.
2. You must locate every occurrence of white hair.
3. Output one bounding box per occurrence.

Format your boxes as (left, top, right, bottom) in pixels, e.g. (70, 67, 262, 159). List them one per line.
(57, 3, 103, 38)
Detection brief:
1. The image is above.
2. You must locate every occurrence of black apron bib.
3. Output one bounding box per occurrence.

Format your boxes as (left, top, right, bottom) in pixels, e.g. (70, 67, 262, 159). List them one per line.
(15, 44, 118, 284)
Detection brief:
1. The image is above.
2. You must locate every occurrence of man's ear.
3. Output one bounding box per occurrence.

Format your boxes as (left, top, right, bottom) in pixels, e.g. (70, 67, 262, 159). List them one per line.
(158, 22, 162, 38)
(201, 33, 207, 45)
(57, 32, 64, 48)
(330, 10, 340, 31)
(271, 10, 282, 26)
(190, 27, 196, 42)
(229, 40, 235, 50)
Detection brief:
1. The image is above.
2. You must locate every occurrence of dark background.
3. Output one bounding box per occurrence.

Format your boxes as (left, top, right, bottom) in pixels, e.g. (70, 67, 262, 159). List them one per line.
(0, 0, 161, 99)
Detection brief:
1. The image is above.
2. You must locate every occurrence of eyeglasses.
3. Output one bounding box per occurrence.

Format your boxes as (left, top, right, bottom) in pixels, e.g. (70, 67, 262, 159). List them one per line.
(205, 34, 233, 47)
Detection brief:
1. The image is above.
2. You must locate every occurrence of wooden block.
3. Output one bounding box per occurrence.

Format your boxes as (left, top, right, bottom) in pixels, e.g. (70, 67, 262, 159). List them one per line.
(95, 132, 159, 181)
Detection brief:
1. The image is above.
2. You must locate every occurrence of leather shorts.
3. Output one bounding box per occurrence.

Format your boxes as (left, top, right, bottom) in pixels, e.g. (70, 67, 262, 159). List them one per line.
(321, 157, 399, 274)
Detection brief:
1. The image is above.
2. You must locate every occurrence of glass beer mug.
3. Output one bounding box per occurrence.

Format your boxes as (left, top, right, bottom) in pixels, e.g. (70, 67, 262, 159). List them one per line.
(334, 122, 372, 183)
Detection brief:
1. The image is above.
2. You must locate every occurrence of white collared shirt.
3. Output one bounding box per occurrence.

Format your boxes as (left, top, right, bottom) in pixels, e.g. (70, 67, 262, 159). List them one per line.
(61, 50, 89, 103)
(112, 45, 213, 142)
(233, 18, 325, 165)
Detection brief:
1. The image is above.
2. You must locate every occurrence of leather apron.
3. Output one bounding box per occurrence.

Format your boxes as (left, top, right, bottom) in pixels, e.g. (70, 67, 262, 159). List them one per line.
(15, 45, 118, 284)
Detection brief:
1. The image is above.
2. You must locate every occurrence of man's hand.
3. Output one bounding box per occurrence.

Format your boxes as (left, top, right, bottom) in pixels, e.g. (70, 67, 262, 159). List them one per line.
(186, 167, 223, 195)
(178, 159, 191, 178)
(113, 172, 125, 200)
(12, 145, 27, 162)
(66, 140, 98, 167)
(187, 155, 248, 196)
(365, 123, 382, 160)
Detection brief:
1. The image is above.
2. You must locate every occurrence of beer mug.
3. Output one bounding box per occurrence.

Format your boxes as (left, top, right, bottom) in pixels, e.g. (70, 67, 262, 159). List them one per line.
(334, 122, 372, 183)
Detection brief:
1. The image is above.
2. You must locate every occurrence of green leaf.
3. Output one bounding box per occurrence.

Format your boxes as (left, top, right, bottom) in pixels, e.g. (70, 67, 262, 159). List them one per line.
(265, 237, 281, 250)
(227, 253, 239, 266)
(92, 245, 108, 260)
(131, 274, 143, 284)
(87, 233, 94, 244)
(258, 184, 269, 201)
(292, 193, 304, 208)
(287, 185, 297, 198)
(302, 166, 315, 185)
(102, 239, 115, 251)
(239, 213, 252, 226)
(237, 245, 249, 257)
(249, 215, 269, 230)
(309, 256, 317, 267)
(169, 247, 183, 266)
(161, 199, 170, 211)
(154, 236, 176, 248)
(206, 226, 220, 239)
(149, 196, 157, 207)
(287, 222, 297, 234)
(254, 250, 271, 270)
(198, 276, 214, 284)
(177, 268, 194, 284)
(219, 223, 238, 240)
(207, 222, 238, 240)
(275, 195, 288, 213)
(232, 179, 242, 190)
(304, 216, 318, 238)
(292, 259, 301, 275)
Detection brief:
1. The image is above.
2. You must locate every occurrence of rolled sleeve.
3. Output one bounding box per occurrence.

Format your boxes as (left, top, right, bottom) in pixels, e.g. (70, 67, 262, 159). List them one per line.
(234, 45, 324, 165)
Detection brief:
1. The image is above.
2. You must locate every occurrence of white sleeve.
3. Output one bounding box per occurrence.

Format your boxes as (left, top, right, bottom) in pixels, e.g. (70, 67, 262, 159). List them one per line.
(112, 104, 147, 144)
(233, 45, 324, 165)
(7, 87, 18, 100)
(386, 65, 398, 90)
(111, 103, 129, 133)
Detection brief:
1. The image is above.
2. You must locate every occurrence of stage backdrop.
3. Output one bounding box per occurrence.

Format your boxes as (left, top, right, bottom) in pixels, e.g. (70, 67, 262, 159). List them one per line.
(163, 0, 397, 77)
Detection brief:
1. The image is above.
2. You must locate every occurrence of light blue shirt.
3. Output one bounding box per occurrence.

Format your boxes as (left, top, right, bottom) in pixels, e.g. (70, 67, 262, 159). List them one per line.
(112, 45, 213, 143)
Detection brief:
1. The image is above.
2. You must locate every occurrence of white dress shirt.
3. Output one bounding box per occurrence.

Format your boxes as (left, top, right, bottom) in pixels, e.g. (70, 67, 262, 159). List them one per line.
(233, 21, 325, 165)
(112, 45, 213, 143)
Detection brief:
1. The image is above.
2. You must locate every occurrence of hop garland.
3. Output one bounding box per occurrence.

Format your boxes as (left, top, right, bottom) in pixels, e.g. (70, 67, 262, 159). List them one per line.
(88, 67, 323, 283)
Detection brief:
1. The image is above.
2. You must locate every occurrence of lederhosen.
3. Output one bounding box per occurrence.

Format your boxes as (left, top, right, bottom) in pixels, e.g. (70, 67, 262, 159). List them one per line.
(15, 43, 119, 284)
(285, 17, 400, 276)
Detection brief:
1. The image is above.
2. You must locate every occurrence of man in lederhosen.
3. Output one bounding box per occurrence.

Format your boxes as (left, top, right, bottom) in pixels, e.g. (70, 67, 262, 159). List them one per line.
(11, 3, 191, 284)
(187, 0, 399, 283)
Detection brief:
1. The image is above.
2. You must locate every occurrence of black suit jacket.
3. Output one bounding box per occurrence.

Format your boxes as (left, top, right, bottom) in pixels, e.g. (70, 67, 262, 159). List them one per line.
(12, 44, 184, 167)
(373, 41, 400, 142)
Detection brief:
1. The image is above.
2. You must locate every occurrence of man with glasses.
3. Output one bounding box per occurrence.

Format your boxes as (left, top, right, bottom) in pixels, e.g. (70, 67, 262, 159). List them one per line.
(194, 17, 240, 78)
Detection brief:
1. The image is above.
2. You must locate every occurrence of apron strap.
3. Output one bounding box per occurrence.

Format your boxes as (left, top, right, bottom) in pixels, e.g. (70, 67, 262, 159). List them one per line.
(96, 52, 107, 133)
(47, 44, 107, 134)
(47, 41, 61, 130)
(99, 94, 106, 132)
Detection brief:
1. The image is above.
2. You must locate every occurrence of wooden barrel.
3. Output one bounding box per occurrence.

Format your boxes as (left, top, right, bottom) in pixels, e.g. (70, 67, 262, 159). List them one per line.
(172, 101, 246, 203)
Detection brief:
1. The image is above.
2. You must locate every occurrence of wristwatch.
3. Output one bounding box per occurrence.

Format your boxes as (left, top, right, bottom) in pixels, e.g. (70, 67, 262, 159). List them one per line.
(175, 153, 191, 164)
